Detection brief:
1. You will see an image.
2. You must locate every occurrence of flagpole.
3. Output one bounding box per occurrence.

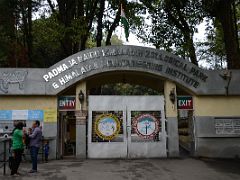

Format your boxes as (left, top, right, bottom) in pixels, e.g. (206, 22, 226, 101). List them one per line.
(120, 3, 129, 42)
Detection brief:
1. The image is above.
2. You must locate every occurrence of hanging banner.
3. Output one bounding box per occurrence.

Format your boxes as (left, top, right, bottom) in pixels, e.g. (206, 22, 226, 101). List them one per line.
(58, 96, 76, 110)
(177, 96, 193, 110)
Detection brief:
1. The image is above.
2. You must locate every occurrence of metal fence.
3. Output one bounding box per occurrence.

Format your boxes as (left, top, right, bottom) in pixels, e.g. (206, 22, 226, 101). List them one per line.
(0, 138, 11, 175)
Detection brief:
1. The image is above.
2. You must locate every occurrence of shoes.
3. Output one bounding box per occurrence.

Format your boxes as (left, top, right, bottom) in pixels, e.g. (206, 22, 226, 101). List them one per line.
(11, 173, 20, 177)
(28, 169, 37, 173)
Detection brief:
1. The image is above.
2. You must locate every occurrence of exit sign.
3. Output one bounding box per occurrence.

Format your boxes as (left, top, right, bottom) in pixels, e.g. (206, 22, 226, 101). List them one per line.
(177, 96, 193, 110)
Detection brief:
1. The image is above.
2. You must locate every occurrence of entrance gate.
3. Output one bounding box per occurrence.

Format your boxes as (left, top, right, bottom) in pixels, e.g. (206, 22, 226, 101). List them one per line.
(88, 96, 167, 158)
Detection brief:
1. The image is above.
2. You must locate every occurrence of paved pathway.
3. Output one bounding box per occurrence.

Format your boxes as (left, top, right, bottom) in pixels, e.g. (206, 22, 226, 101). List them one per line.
(1, 158, 240, 180)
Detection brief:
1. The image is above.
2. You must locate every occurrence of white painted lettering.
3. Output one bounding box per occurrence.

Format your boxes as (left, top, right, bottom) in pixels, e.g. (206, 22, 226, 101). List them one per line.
(81, 67, 87, 74)
(77, 56, 83, 63)
(52, 69, 58, 76)
(62, 63, 68, 70)
(59, 77, 66, 85)
(52, 82, 59, 89)
(65, 74, 73, 82)
(43, 75, 49, 82)
(69, 59, 78, 67)
(48, 72, 55, 79)
(56, 66, 64, 74)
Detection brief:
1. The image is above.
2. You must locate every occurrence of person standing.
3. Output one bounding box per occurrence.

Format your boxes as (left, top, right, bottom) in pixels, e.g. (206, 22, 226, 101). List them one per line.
(11, 122, 24, 176)
(44, 140, 49, 163)
(28, 120, 42, 173)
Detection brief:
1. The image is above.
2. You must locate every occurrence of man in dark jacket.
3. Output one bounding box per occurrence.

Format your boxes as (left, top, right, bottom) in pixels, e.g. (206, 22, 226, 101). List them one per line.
(28, 120, 42, 173)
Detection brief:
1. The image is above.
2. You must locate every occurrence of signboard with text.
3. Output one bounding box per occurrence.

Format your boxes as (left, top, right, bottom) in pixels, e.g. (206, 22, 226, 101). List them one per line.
(0, 110, 12, 120)
(44, 109, 57, 123)
(58, 96, 76, 110)
(177, 96, 193, 110)
(0, 110, 44, 121)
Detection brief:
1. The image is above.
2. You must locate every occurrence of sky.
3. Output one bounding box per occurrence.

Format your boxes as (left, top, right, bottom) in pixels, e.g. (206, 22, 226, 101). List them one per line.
(116, 21, 207, 48)
(115, 21, 210, 68)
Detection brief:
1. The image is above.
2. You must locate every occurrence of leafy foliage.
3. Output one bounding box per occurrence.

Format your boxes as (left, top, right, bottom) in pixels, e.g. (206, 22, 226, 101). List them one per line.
(0, 0, 240, 69)
(100, 83, 161, 95)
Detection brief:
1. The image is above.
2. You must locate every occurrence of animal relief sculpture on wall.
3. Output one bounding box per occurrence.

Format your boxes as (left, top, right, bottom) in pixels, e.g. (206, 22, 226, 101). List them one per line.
(0, 70, 28, 93)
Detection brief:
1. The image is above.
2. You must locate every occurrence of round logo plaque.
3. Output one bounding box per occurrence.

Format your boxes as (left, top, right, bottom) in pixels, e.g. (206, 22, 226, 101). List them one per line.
(132, 114, 160, 139)
(95, 114, 121, 140)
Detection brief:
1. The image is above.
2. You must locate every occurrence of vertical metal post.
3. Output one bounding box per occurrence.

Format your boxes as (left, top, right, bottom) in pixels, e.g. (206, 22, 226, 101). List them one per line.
(3, 140, 6, 175)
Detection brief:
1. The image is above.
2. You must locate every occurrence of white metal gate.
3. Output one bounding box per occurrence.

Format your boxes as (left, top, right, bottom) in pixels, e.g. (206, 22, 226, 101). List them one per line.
(88, 96, 167, 158)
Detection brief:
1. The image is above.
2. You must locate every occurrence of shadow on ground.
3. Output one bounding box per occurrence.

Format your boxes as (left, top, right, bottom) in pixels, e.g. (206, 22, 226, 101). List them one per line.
(201, 158, 240, 175)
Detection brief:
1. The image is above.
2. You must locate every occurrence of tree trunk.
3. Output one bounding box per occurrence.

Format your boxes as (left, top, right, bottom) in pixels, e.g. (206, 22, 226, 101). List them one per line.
(106, 2, 121, 46)
(96, 0, 105, 47)
(165, 4, 198, 66)
(184, 33, 198, 66)
(215, 0, 240, 69)
(57, 0, 76, 56)
(27, 0, 32, 66)
(79, 0, 99, 50)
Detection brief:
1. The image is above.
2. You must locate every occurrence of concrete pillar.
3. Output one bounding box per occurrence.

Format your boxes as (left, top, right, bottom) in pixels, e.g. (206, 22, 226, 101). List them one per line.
(75, 81, 87, 158)
(164, 80, 179, 157)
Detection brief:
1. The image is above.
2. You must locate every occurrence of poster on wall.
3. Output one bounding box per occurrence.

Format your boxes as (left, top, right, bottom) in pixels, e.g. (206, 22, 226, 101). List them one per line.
(132, 113, 160, 140)
(12, 110, 28, 120)
(0, 110, 12, 120)
(44, 109, 57, 123)
(28, 110, 44, 121)
(0, 110, 43, 121)
(94, 114, 121, 141)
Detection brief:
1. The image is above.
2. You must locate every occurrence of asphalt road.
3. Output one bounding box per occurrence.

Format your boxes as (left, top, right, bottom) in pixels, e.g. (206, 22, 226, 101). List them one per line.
(1, 158, 240, 180)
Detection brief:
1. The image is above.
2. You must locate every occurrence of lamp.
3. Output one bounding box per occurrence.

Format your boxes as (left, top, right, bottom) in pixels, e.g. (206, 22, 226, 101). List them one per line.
(169, 88, 176, 104)
(78, 90, 85, 110)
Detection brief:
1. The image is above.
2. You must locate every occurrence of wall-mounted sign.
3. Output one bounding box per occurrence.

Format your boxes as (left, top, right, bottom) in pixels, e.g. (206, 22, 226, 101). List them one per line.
(177, 96, 193, 110)
(215, 118, 240, 135)
(132, 114, 160, 139)
(12, 110, 28, 120)
(44, 109, 57, 123)
(0, 110, 12, 120)
(28, 110, 44, 120)
(58, 96, 76, 110)
(0, 110, 43, 121)
(94, 114, 121, 140)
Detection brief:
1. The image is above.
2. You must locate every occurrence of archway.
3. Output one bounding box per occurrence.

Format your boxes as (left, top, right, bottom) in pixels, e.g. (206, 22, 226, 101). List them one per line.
(1, 45, 240, 159)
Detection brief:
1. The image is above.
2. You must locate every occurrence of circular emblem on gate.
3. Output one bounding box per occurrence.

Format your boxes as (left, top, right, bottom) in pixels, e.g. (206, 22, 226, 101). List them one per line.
(132, 114, 160, 139)
(95, 114, 121, 140)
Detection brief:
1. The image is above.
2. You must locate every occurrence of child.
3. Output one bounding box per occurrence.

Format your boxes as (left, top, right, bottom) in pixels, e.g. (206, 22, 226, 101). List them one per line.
(43, 140, 49, 163)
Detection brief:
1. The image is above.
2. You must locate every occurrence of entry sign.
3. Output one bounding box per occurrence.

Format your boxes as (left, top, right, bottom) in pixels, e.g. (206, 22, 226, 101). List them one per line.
(177, 96, 193, 110)
(58, 96, 76, 110)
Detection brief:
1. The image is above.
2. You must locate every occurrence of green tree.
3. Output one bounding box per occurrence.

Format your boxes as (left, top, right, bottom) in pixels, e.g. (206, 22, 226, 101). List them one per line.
(196, 19, 227, 69)
(100, 83, 161, 95)
(139, 0, 205, 66)
(202, 0, 240, 69)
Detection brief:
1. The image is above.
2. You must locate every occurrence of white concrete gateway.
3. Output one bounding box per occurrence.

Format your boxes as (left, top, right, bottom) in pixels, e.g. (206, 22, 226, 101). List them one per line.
(88, 96, 166, 158)
(1, 45, 240, 159)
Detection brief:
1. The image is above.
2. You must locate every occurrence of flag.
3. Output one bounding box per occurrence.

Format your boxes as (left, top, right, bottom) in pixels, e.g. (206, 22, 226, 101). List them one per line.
(120, 4, 129, 41)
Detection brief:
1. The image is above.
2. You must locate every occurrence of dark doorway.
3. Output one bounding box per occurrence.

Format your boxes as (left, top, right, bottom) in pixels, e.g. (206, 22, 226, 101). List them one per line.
(178, 110, 194, 158)
(58, 111, 76, 158)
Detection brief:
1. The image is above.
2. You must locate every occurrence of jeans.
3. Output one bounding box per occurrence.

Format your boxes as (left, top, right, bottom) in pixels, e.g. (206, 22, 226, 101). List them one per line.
(30, 146, 39, 171)
(11, 149, 23, 175)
